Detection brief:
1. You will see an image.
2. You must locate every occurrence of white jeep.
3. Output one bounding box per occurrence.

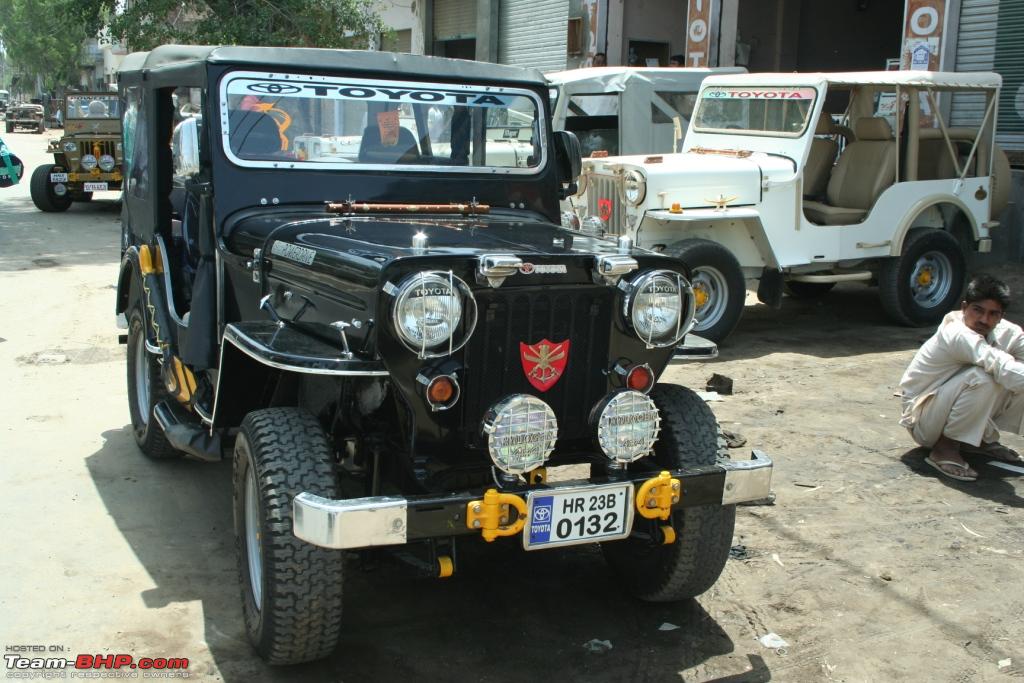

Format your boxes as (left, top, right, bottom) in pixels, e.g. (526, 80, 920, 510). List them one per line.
(570, 71, 1011, 342)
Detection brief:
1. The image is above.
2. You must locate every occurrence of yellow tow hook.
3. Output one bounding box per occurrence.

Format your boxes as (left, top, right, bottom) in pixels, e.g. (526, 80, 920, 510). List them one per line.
(636, 471, 681, 521)
(437, 555, 454, 578)
(466, 489, 527, 542)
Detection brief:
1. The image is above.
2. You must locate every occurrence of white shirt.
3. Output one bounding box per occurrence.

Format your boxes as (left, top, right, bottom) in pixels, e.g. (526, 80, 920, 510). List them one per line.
(899, 310, 1024, 426)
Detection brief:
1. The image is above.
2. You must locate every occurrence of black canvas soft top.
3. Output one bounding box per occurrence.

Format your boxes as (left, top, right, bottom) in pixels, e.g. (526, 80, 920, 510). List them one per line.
(118, 44, 548, 88)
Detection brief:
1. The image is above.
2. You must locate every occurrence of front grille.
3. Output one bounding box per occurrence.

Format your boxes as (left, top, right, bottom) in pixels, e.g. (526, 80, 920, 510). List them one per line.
(78, 140, 118, 159)
(586, 174, 626, 236)
(461, 285, 612, 448)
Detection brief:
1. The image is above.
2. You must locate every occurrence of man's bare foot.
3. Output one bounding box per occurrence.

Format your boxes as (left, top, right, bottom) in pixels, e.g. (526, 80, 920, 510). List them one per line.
(925, 437, 978, 481)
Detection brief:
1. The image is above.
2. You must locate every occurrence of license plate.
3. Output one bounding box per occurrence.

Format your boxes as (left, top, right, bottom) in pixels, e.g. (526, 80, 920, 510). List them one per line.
(83, 182, 108, 192)
(50, 173, 68, 182)
(523, 483, 634, 550)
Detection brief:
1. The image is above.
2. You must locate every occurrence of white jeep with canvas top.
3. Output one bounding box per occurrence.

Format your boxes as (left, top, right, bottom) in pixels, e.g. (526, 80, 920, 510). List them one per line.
(569, 71, 1010, 343)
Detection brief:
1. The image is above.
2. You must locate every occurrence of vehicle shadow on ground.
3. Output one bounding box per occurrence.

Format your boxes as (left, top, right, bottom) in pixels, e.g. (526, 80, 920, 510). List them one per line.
(0, 195, 121, 272)
(87, 427, 763, 682)
(718, 283, 930, 362)
(898, 447, 1024, 508)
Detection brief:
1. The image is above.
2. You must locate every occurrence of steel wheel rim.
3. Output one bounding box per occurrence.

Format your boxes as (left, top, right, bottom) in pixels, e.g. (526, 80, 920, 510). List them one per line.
(909, 250, 953, 308)
(134, 332, 150, 426)
(245, 464, 263, 610)
(691, 266, 729, 332)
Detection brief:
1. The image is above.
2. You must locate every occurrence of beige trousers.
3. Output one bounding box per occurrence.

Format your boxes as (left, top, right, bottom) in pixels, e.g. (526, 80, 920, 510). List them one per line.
(908, 367, 1024, 448)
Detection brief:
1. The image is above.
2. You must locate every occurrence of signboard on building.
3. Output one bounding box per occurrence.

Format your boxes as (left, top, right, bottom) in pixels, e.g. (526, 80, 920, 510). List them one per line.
(685, 0, 712, 67)
(901, 0, 946, 71)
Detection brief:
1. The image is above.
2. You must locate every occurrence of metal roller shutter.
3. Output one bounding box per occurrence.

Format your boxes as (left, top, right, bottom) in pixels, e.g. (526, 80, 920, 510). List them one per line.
(498, 0, 569, 73)
(952, 0, 1024, 150)
(434, 0, 477, 40)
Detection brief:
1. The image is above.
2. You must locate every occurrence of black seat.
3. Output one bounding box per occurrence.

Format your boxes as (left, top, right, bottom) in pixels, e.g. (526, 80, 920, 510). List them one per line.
(228, 110, 285, 158)
(358, 125, 421, 164)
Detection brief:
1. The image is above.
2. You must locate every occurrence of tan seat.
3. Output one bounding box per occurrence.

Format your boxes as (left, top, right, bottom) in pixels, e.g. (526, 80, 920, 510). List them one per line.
(803, 117, 897, 225)
(803, 112, 838, 198)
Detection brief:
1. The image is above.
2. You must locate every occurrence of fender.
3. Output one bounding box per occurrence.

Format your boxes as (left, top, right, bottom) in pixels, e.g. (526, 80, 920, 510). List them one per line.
(890, 195, 979, 256)
(211, 321, 389, 429)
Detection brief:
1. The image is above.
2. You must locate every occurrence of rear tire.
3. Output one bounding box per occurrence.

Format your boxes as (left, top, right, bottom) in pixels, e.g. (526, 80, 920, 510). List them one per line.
(669, 239, 745, 344)
(234, 408, 345, 665)
(30, 164, 72, 212)
(784, 280, 835, 299)
(126, 309, 180, 459)
(601, 384, 735, 601)
(879, 229, 965, 326)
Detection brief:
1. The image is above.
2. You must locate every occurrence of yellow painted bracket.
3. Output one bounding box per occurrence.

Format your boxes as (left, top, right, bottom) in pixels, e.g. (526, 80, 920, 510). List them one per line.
(527, 467, 547, 485)
(636, 471, 681, 520)
(165, 357, 197, 405)
(138, 244, 162, 275)
(466, 489, 527, 542)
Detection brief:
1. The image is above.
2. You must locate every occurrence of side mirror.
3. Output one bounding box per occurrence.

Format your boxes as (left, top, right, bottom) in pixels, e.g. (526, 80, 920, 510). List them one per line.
(172, 117, 201, 179)
(553, 130, 582, 199)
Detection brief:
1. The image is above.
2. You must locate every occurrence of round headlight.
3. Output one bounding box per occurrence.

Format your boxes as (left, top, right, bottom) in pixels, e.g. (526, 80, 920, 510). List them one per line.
(574, 170, 589, 197)
(98, 154, 115, 172)
(392, 271, 476, 358)
(62, 141, 77, 153)
(624, 270, 695, 348)
(560, 210, 581, 231)
(596, 390, 661, 463)
(483, 394, 558, 474)
(80, 154, 97, 171)
(622, 170, 646, 206)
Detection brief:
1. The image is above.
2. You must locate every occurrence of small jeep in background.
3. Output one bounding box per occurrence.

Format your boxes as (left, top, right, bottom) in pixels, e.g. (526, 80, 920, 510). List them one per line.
(115, 45, 772, 665)
(5, 101, 46, 134)
(31, 93, 124, 212)
(571, 71, 1010, 343)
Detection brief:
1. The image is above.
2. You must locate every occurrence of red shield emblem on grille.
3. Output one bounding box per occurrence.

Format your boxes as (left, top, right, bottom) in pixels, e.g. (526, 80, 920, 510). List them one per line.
(598, 198, 613, 221)
(520, 339, 570, 392)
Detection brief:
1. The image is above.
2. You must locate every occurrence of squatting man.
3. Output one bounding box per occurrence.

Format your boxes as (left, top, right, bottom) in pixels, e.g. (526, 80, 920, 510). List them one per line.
(899, 274, 1024, 481)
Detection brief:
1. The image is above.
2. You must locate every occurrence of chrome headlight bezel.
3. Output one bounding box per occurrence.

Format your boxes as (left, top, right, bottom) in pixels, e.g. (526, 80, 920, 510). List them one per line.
(98, 154, 116, 172)
(595, 390, 661, 463)
(623, 269, 696, 348)
(79, 154, 98, 171)
(622, 169, 646, 206)
(390, 270, 477, 359)
(483, 394, 558, 474)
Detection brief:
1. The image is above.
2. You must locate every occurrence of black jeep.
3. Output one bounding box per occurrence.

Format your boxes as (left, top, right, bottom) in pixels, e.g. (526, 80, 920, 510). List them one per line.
(116, 45, 772, 665)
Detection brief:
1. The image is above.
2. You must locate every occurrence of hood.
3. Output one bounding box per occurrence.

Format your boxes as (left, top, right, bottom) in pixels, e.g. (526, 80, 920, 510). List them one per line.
(584, 151, 796, 210)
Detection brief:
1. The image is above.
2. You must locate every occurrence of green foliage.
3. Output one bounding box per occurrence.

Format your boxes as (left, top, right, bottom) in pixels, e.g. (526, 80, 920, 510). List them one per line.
(0, 0, 107, 92)
(107, 0, 385, 51)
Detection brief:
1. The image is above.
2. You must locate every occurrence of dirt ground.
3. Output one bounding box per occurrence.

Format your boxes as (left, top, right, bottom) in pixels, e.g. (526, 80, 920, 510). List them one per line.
(1, 128, 1023, 682)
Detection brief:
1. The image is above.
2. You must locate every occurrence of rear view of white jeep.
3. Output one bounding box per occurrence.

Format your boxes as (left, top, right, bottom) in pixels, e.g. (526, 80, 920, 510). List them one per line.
(570, 71, 1010, 343)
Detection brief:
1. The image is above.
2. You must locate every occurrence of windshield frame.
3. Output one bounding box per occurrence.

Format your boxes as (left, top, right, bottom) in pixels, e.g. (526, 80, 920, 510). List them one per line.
(691, 84, 819, 139)
(65, 94, 121, 121)
(217, 69, 548, 175)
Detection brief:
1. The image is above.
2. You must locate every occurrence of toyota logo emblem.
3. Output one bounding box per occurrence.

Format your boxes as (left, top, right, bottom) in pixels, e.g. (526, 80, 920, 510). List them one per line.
(247, 82, 302, 95)
(518, 263, 535, 274)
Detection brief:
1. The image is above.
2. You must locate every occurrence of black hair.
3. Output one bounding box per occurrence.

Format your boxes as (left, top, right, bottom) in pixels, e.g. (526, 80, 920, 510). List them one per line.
(964, 273, 1011, 311)
(669, 54, 686, 64)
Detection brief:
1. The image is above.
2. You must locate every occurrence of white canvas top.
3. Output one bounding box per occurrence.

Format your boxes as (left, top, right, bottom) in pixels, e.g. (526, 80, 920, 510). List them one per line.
(701, 70, 1001, 90)
(548, 66, 746, 91)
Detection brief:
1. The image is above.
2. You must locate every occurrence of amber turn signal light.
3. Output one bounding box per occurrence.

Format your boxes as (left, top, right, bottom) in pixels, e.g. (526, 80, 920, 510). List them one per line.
(626, 364, 655, 393)
(424, 374, 460, 411)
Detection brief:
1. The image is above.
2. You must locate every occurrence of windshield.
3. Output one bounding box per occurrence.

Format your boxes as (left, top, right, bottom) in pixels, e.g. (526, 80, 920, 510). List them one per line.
(219, 71, 545, 173)
(693, 86, 817, 137)
(66, 94, 120, 120)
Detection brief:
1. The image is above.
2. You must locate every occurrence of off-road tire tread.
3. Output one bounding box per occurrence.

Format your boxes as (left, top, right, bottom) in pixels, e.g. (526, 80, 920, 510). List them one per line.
(879, 228, 965, 326)
(126, 309, 180, 459)
(235, 408, 344, 665)
(602, 383, 735, 601)
(669, 238, 746, 343)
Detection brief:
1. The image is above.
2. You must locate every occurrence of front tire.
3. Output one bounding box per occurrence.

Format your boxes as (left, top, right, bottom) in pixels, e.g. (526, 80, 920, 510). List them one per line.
(879, 228, 966, 326)
(670, 239, 745, 344)
(601, 384, 736, 601)
(126, 309, 180, 459)
(234, 408, 345, 665)
(30, 164, 72, 212)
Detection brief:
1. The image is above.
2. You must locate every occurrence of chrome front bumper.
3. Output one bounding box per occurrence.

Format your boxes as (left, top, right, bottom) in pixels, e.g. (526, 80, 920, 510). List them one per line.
(293, 450, 773, 550)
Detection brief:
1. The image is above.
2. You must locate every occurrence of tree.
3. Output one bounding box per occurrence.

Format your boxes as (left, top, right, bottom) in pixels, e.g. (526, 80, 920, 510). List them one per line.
(0, 0, 108, 93)
(106, 0, 384, 52)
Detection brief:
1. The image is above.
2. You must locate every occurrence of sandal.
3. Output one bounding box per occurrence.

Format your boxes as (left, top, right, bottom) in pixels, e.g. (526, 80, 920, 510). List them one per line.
(924, 456, 978, 482)
(961, 442, 1023, 464)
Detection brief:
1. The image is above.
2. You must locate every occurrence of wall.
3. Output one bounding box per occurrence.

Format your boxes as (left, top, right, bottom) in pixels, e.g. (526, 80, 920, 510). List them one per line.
(621, 0, 687, 66)
(796, 0, 903, 71)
